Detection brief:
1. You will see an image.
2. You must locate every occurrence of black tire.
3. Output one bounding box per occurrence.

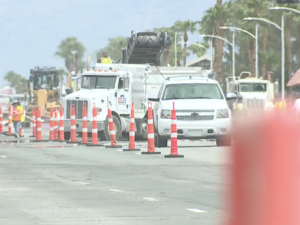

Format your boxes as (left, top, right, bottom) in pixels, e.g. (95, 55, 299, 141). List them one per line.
(103, 115, 122, 141)
(216, 136, 231, 147)
(154, 133, 168, 148)
(64, 131, 70, 141)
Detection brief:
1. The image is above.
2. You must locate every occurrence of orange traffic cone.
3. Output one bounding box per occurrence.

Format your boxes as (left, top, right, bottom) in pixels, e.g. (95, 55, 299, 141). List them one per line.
(105, 106, 122, 148)
(58, 105, 65, 142)
(49, 108, 54, 141)
(32, 107, 44, 142)
(0, 106, 3, 133)
(68, 104, 78, 143)
(29, 109, 36, 137)
(81, 103, 88, 144)
(53, 108, 59, 140)
(227, 112, 300, 225)
(86, 103, 103, 147)
(7, 106, 13, 136)
(142, 102, 161, 154)
(123, 103, 140, 151)
(19, 124, 24, 137)
(165, 102, 183, 158)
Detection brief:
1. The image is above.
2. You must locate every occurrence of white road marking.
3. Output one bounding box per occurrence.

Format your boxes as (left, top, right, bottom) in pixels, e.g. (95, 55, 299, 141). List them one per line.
(73, 181, 90, 185)
(109, 189, 124, 193)
(143, 197, 159, 202)
(135, 152, 141, 155)
(116, 149, 123, 152)
(186, 208, 207, 213)
(0, 155, 7, 158)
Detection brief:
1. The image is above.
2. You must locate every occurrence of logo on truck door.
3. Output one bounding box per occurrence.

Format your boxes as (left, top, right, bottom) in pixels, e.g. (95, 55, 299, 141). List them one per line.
(118, 95, 127, 105)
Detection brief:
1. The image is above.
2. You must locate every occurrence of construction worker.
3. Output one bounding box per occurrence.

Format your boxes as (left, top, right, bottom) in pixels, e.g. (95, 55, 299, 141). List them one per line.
(100, 52, 112, 64)
(233, 95, 245, 116)
(47, 76, 54, 87)
(66, 72, 75, 95)
(274, 99, 287, 110)
(11, 101, 24, 138)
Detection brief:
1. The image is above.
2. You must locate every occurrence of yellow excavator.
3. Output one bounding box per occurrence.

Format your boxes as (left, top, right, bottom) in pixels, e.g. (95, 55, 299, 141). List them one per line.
(25, 67, 61, 124)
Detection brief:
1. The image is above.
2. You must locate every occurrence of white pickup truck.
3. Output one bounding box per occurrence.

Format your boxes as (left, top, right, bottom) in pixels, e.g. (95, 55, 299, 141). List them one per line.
(149, 76, 235, 147)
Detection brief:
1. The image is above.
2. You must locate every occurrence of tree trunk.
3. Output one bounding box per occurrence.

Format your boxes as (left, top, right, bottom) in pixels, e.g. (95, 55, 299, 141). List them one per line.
(248, 40, 255, 76)
(285, 17, 292, 80)
(215, 0, 224, 91)
(298, 25, 300, 69)
(261, 26, 269, 79)
(183, 32, 188, 67)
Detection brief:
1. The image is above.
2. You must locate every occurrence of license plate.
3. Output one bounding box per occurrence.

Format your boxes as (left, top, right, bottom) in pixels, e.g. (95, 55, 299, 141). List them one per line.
(188, 129, 203, 137)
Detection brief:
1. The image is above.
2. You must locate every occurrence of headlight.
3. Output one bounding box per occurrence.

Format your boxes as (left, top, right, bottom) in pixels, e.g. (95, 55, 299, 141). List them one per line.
(216, 109, 229, 119)
(160, 110, 171, 119)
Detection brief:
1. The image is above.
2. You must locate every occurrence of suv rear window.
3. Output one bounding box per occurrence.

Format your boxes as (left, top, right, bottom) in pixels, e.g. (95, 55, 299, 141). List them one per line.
(162, 83, 224, 100)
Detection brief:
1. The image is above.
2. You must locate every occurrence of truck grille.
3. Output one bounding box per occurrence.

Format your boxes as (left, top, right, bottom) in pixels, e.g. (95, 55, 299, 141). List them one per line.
(176, 109, 214, 113)
(177, 115, 214, 121)
(245, 99, 265, 109)
(66, 100, 88, 119)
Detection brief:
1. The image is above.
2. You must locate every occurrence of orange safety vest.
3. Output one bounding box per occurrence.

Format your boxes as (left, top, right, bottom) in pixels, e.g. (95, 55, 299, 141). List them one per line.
(12, 106, 24, 122)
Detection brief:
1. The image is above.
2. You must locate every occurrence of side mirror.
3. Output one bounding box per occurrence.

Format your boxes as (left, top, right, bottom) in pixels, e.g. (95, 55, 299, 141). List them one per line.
(123, 77, 129, 92)
(148, 97, 160, 102)
(29, 76, 34, 82)
(226, 93, 237, 101)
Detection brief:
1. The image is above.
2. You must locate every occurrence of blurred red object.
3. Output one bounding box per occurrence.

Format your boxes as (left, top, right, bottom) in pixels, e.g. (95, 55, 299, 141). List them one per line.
(227, 111, 300, 225)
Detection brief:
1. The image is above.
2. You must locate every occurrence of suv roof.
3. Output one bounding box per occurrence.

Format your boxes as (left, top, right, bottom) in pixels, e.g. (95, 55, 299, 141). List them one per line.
(164, 76, 218, 85)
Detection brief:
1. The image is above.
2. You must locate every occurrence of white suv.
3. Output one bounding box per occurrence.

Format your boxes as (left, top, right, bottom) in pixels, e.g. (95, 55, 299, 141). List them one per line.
(148, 76, 236, 147)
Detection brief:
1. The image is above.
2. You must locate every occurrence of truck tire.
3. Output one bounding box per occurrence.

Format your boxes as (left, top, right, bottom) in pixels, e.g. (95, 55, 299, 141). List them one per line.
(216, 136, 231, 147)
(154, 133, 168, 148)
(104, 115, 122, 141)
(64, 131, 70, 141)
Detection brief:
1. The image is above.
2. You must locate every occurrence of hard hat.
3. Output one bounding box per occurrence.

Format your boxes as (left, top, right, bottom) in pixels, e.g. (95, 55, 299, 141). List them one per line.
(11, 101, 20, 105)
(71, 71, 75, 75)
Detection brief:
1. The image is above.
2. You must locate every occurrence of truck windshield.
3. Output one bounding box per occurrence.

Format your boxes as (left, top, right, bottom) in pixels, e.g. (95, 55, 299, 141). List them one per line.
(82, 76, 116, 89)
(33, 74, 56, 89)
(162, 83, 224, 100)
(240, 83, 267, 92)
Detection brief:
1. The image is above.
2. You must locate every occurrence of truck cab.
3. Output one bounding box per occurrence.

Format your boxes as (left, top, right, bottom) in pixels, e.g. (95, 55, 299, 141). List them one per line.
(226, 72, 276, 113)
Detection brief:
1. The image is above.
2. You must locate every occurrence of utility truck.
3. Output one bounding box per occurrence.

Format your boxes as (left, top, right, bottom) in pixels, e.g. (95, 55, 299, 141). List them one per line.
(63, 64, 208, 141)
(226, 72, 277, 113)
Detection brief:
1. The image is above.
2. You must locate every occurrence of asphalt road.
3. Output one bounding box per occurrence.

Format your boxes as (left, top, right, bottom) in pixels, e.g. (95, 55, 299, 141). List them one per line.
(0, 129, 229, 225)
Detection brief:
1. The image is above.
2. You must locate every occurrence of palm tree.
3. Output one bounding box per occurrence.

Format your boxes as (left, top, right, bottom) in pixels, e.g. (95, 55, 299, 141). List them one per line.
(173, 20, 197, 66)
(232, 0, 270, 77)
(55, 37, 86, 73)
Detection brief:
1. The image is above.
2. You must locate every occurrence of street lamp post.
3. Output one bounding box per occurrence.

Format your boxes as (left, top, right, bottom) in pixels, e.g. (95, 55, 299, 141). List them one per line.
(199, 34, 235, 80)
(174, 32, 177, 67)
(220, 25, 259, 78)
(71, 50, 77, 74)
(244, 17, 285, 100)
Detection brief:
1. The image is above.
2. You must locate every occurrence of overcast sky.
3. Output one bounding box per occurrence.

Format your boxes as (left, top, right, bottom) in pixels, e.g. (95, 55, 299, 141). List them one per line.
(0, 0, 216, 87)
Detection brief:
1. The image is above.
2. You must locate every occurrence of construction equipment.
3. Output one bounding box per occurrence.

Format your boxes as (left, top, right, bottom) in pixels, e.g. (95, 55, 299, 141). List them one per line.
(26, 67, 61, 121)
(120, 31, 172, 65)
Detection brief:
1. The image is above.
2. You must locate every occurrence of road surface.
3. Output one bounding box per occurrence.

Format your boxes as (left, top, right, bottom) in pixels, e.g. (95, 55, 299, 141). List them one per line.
(0, 129, 229, 225)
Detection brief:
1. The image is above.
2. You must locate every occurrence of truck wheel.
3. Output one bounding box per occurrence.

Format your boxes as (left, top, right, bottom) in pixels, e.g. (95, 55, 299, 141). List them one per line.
(216, 136, 231, 147)
(154, 133, 168, 148)
(104, 115, 122, 141)
(64, 131, 70, 141)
